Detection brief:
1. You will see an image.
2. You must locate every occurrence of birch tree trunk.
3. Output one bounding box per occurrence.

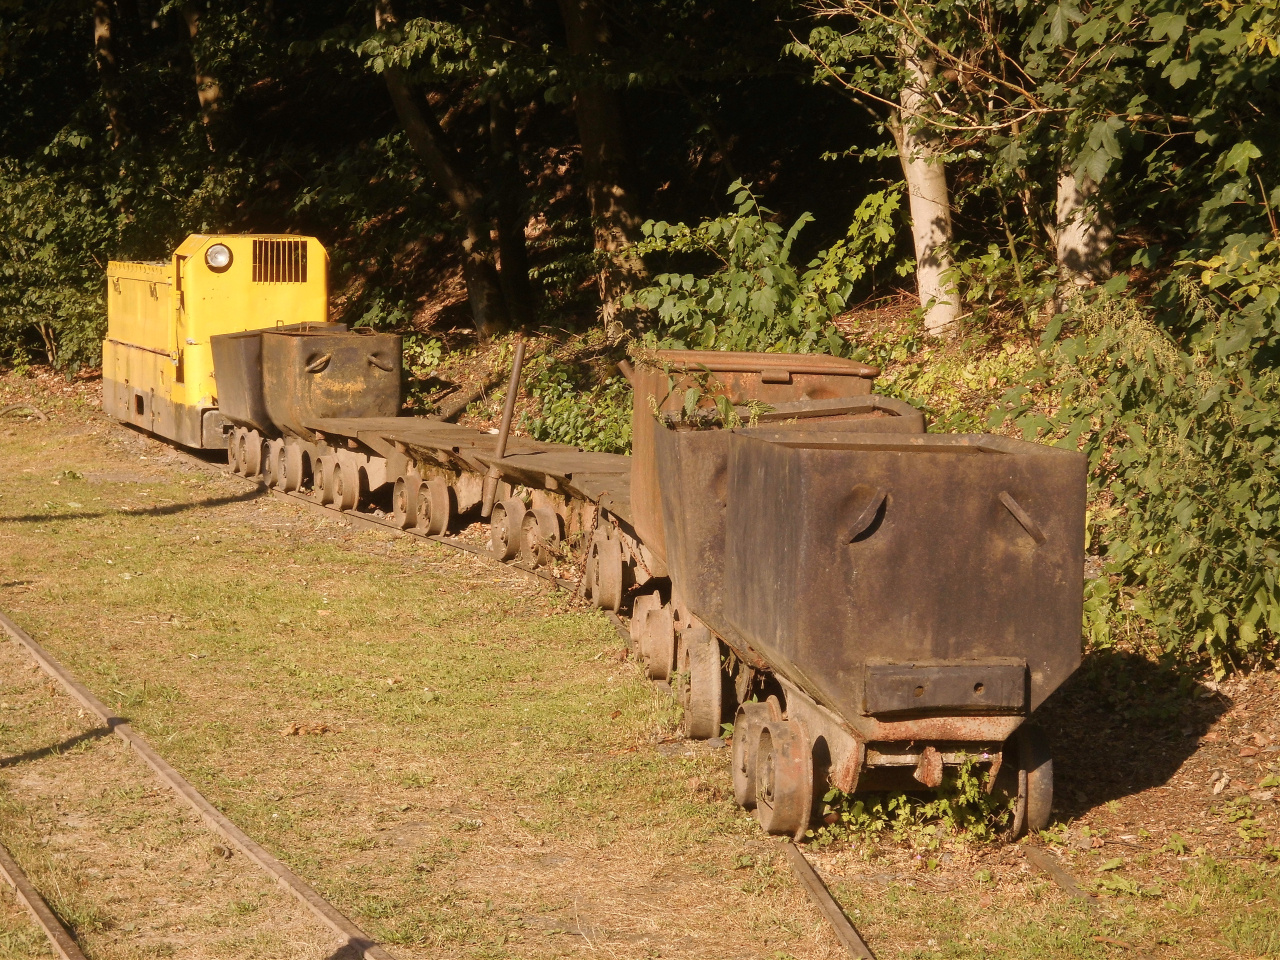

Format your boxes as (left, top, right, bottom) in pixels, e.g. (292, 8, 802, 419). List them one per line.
(376, 1, 508, 339)
(1055, 170, 1112, 303)
(894, 41, 959, 338)
(555, 0, 646, 326)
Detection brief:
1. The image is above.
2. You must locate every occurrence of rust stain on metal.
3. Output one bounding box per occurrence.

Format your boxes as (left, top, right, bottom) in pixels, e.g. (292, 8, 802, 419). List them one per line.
(913, 745, 944, 788)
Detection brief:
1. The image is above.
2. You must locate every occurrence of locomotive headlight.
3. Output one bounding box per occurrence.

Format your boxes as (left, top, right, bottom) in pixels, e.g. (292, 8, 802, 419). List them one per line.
(205, 243, 233, 271)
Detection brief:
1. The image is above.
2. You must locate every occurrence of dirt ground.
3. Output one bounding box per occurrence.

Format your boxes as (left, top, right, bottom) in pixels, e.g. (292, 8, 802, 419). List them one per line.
(0, 368, 1277, 959)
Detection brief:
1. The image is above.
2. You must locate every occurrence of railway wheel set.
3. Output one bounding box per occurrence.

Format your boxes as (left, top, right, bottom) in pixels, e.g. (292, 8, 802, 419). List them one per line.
(100, 233, 1089, 844)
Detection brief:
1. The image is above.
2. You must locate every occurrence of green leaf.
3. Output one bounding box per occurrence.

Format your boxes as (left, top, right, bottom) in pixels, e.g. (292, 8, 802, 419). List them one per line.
(1148, 13, 1187, 42)
(1161, 58, 1201, 89)
(1217, 141, 1262, 178)
(683, 387, 700, 418)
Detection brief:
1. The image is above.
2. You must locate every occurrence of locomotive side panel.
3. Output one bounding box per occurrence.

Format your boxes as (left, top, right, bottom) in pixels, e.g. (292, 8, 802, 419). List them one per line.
(103, 234, 329, 448)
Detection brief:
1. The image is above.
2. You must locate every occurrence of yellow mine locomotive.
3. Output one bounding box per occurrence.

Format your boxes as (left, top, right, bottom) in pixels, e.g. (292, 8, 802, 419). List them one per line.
(104, 233, 1087, 841)
(103, 234, 328, 448)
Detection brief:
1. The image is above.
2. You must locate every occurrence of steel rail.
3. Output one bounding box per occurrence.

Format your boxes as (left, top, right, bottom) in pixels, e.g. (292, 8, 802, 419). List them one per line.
(0, 836, 88, 960)
(0, 609, 398, 960)
(784, 842, 876, 959)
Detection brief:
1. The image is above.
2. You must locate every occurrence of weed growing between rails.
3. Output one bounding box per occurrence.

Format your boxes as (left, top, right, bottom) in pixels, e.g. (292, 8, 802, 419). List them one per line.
(810, 756, 1013, 855)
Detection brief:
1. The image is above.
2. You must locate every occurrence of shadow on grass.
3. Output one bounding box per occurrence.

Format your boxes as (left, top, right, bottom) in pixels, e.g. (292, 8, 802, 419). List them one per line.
(0, 487, 267, 525)
(0, 725, 116, 768)
(1036, 647, 1230, 822)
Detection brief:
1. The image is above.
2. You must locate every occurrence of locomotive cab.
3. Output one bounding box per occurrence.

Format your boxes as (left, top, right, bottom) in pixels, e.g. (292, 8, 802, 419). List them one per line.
(103, 234, 329, 448)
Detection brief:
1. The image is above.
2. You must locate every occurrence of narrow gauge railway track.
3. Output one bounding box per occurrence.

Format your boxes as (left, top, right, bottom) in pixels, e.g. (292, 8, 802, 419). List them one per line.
(0, 608, 400, 960)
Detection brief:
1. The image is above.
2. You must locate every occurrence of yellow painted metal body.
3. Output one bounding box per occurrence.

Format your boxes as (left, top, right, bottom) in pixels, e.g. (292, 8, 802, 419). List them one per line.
(103, 234, 328, 448)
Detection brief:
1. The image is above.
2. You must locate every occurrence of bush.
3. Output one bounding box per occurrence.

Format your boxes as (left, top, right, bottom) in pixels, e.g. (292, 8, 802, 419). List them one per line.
(523, 364, 632, 454)
(1001, 290, 1280, 673)
(625, 180, 906, 356)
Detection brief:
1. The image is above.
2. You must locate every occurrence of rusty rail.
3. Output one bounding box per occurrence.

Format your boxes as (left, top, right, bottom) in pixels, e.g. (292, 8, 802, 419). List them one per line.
(0, 609, 398, 960)
(785, 842, 876, 959)
(0, 837, 88, 960)
(1023, 846, 1098, 906)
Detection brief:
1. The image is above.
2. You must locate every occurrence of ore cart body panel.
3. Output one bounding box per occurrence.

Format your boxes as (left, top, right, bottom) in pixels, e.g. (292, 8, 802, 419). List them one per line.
(651, 400, 926, 661)
(210, 323, 347, 434)
(722, 431, 1085, 733)
(630, 351, 881, 574)
(260, 328, 402, 440)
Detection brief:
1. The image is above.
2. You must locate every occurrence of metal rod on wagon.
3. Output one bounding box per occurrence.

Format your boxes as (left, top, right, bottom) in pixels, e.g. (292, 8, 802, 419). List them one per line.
(481, 336, 525, 517)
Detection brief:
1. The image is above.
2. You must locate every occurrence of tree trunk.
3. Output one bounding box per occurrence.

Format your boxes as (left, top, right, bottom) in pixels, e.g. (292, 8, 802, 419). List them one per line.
(894, 40, 959, 338)
(93, 1, 127, 148)
(490, 95, 537, 327)
(555, 0, 646, 324)
(1055, 170, 1112, 300)
(181, 5, 222, 149)
(376, 1, 508, 339)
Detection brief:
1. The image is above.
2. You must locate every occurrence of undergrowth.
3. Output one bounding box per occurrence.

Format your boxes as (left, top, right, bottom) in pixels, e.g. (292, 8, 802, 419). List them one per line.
(810, 756, 1012, 851)
(522, 362, 632, 454)
(1002, 288, 1280, 674)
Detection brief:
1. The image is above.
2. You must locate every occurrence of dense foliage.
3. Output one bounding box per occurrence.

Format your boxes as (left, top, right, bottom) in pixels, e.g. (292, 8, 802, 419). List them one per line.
(1004, 290, 1280, 673)
(626, 181, 905, 354)
(0, 0, 867, 367)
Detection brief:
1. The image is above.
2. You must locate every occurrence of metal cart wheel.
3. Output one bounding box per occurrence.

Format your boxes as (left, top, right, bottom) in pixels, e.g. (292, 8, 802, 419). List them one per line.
(264, 439, 284, 488)
(312, 456, 334, 505)
(242, 430, 263, 478)
(415, 478, 452, 536)
(281, 441, 304, 493)
(755, 717, 813, 840)
(1017, 724, 1053, 836)
(732, 699, 779, 808)
(391, 473, 419, 529)
(520, 507, 561, 567)
(589, 530, 623, 612)
(331, 460, 359, 511)
(641, 603, 675, 680)
(490, 498, 526, 561)
(228, 428, 244, 474)
(680, 624, 722, 740)
(630, 593, 660, 654)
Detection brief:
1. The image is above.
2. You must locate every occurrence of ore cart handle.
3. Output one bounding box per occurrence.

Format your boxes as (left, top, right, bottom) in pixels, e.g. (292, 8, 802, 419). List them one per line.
(481, 337, 526, 518)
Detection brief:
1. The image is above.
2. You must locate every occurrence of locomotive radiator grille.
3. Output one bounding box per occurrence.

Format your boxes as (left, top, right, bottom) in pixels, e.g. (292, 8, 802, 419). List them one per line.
(252, 238, 308, 283)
